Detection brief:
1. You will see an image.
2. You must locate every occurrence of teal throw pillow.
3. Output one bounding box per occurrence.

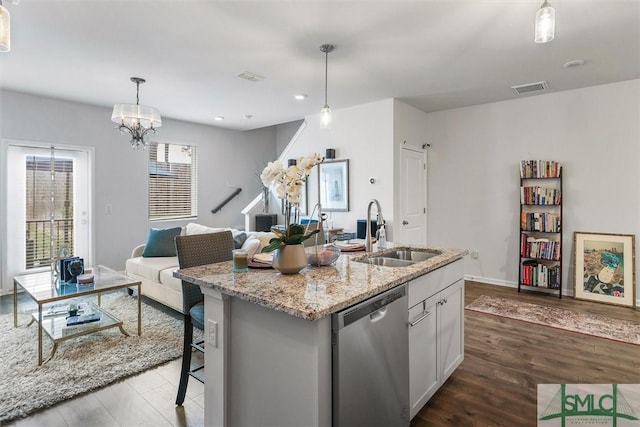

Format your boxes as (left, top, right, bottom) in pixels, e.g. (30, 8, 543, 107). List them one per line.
(142, 227, 182, 257)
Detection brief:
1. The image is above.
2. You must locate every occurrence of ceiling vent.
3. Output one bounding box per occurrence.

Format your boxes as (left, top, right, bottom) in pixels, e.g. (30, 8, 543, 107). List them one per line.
(511, 81, 549, 95)
(237, 71, 265, 82)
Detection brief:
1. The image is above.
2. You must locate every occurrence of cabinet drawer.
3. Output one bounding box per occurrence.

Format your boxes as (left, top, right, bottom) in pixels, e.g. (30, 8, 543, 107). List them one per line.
(408, 259, 463, 308)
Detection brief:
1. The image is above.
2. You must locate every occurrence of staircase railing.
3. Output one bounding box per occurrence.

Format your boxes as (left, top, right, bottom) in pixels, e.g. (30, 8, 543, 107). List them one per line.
(211, 188, 242, 213)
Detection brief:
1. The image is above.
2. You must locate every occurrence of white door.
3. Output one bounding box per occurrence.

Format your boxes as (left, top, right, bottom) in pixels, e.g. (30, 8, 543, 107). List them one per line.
(2, 142, 92, 293)
(399, 147, 427, 245)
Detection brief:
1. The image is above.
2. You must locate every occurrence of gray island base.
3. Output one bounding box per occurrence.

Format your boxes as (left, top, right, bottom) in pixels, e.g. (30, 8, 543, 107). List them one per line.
(174, 246, 467, 427)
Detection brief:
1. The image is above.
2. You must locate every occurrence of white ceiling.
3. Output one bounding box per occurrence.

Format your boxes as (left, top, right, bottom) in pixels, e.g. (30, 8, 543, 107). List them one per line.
(1, 1, 639, 131)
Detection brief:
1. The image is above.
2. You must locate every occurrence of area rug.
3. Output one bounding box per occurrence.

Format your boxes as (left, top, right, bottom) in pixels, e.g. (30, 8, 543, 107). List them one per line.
(0, 292, 191, 422)
(466, 295, 640, 345)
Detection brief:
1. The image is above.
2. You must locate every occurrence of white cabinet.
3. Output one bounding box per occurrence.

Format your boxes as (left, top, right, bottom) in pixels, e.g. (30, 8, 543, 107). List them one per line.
(408, 292, 439, 418)
(438, 279, 464, 381)
(408, 260, 464, 420)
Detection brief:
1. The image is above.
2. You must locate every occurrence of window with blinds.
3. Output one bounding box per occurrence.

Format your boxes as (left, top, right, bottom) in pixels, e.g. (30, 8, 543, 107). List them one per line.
(149, 143, 198, 220)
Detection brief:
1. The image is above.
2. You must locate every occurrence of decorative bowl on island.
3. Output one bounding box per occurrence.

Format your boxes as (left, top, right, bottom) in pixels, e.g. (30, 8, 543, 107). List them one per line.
(306, 244, 341, 266)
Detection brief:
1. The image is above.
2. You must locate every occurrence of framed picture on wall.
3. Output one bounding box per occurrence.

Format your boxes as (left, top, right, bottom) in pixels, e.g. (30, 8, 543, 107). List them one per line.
(318, 159, 349, 212)
(574, 231, 635, 307)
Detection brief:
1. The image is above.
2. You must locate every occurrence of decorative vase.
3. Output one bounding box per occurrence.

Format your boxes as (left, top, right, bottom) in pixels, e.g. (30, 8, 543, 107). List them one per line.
(272, 244, 307, 274)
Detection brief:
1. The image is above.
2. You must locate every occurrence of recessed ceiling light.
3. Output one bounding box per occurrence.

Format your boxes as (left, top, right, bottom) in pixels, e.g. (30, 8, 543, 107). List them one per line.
(237, 71, 265, 82)
(294, 94, 307, 100)
(563, 59, 585, 69)
(214, 116, 224, 121)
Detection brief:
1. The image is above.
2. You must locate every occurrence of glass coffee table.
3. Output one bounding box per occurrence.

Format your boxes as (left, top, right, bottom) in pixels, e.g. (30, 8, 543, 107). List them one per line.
(13, 265, 142, 365)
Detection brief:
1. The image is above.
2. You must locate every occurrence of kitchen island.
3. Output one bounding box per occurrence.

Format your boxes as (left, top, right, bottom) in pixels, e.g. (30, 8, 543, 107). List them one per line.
(175, 246, 467, 427)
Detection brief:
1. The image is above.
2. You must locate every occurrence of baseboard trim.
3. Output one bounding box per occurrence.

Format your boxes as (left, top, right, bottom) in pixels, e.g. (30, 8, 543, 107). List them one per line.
(463, 275, 516, 288)
(463, 274, 572, 297)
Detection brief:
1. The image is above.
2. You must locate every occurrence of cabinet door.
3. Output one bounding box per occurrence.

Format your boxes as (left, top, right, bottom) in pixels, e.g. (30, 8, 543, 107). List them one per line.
(438, 279, 464, 381)
(408, 293, 439, 419)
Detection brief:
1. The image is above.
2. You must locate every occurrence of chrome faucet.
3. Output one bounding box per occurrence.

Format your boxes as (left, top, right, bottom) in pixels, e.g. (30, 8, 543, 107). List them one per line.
(365, 199, 385, 252)
(306, 203, 327, 244)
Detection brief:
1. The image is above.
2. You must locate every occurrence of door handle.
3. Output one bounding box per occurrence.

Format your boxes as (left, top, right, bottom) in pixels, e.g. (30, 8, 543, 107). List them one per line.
(409, 310, 431, 327)
(402, 220, 409, 225)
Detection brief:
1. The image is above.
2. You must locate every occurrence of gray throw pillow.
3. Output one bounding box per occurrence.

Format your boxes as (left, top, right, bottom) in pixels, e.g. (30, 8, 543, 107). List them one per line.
(232, 229, 248, 249)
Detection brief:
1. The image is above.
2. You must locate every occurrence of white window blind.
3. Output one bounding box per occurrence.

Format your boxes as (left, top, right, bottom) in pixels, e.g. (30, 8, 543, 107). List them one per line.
(148, 143, 198, 220)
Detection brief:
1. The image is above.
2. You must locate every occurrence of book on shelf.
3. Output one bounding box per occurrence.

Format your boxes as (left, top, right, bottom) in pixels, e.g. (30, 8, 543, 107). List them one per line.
(521, 212, 561, 232)
(520, 234, 561, 260)
(521, 260, 560, 289)
(520, 186, 561, 205)
(66, 311, 102, 326)
(520, 160, 561, 178)
(61, 320, 104, 336)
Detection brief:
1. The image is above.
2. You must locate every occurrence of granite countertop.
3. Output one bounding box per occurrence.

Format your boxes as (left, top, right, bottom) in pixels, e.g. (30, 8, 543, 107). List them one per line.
(174, 246, 468, 321)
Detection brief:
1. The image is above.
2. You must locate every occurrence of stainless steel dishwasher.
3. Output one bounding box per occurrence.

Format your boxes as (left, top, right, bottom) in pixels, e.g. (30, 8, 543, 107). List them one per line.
(332, 284, 409, 427)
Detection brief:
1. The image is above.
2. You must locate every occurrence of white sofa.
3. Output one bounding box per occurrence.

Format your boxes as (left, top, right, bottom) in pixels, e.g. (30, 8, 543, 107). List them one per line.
(125, 223, 276, 313)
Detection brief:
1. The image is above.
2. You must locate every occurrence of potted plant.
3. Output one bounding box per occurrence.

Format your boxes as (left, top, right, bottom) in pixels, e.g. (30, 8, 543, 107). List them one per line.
(260, 153, 323, 273)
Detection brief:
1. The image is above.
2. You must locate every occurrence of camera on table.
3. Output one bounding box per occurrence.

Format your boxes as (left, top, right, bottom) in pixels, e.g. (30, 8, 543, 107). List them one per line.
(58, 257, 84, 283)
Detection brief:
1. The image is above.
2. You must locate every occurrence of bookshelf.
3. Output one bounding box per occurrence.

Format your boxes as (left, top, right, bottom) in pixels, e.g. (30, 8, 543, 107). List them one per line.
(518, 160, 562, 297)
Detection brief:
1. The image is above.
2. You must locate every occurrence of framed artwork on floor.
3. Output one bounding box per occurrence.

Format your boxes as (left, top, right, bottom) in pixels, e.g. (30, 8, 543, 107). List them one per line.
(318, 159, 349, 212)
(574, 232, 635, 307)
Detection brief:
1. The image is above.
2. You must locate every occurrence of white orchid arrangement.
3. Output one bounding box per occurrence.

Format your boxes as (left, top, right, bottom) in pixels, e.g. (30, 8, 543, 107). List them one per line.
(260, 153, 324, 251)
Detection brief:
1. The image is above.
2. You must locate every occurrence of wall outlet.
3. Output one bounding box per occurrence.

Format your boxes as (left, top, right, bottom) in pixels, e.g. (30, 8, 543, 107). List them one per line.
(471, 250, 479, 259)
(208, 319, 217, 348)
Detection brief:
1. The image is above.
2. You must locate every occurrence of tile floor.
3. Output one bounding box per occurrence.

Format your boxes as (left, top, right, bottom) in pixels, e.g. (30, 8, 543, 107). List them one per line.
(2, 292, 205, 427)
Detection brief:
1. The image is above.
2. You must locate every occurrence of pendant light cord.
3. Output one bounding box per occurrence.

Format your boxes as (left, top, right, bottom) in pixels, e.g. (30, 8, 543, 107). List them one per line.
(324, 50, 328, 106)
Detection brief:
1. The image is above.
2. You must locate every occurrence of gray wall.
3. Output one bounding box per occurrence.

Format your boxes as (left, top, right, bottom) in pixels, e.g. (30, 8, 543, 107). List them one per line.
(273, 80, 640, 304)
(0, 89, 277, 285)
(275, 119, 304, 157)
(424, 79, 640, 301)
(280, 100, 395, 234)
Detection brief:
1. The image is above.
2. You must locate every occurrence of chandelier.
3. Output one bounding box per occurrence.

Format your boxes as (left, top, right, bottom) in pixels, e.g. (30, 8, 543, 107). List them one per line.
(111, 77, 162, 149)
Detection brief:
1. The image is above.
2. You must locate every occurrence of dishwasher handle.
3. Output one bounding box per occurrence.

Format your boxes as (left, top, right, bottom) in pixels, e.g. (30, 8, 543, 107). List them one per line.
(369, 307, 387, 323)
(334, 284, 407, 330)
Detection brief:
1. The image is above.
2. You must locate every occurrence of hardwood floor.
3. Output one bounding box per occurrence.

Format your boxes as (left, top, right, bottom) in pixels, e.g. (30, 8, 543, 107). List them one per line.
(410, 281, 640, 427)
(0, 292, 205, 427)
(3, 282, 639, 426)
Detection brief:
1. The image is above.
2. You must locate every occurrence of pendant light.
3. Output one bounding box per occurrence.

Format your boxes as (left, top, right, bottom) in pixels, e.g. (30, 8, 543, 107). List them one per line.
(319, 44, 335, 130)
(0, 0, 10, 52)
(111, 77, 162, 150)
(535, 0, 555, 44)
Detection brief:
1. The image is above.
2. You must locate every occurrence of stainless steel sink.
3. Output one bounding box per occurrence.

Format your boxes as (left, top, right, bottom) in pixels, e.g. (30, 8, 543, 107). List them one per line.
(382, 249, 441, 262)
(355, 257, 416, 267)
(353, 248, 442, 267)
